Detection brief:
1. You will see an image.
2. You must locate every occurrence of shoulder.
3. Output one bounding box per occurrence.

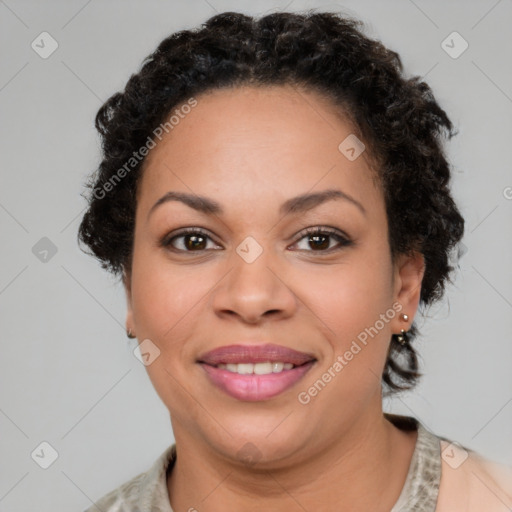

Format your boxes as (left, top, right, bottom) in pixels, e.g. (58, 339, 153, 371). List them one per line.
(436, 438, 512, 512)
(83, 470, 147, 512)
(83, 444, 176, 512)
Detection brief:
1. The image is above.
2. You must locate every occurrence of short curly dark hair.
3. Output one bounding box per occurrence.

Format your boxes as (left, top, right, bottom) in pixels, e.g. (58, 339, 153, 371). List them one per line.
(78, 10, 465, 394)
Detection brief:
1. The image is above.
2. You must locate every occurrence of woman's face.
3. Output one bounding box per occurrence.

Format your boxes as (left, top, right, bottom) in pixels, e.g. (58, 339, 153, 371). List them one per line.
(125, 85, 424, 466)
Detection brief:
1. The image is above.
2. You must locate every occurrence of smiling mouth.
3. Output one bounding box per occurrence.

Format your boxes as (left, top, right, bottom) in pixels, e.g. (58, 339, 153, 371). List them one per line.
(197, 343, 317, 401)
(199, 360, 316, 401)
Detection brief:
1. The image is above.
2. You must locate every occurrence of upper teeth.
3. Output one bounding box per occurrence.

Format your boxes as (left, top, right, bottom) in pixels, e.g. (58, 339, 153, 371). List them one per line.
(216, 362, 294, 375)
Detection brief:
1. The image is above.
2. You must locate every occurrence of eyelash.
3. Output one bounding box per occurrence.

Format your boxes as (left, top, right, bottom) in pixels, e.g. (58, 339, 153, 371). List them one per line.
(160, 226, 353, 254)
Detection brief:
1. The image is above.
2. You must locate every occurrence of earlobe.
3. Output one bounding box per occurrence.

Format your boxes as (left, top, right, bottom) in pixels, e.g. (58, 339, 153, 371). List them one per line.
(122, 269, 136, 338)
(392, 251, 425, 328)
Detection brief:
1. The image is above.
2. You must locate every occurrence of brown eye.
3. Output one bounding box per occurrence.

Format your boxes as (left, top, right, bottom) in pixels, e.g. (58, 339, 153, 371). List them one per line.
(183, 233, 207, 250)
(307, 233, 330, 250)
(162, 229, 221, 252)
(292, 227, 352, 253)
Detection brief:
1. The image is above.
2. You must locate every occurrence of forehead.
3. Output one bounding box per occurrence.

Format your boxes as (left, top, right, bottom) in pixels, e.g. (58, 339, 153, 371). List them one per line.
(137, 85, 381, 216)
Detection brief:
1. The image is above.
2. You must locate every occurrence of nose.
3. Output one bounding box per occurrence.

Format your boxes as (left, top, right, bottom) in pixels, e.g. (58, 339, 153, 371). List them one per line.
(211, 243, 298, 325)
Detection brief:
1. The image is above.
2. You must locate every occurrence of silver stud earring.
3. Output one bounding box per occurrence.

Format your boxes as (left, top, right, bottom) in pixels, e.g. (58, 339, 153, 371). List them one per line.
(395, 313, 409, 345)
(396, 329, 408, 345)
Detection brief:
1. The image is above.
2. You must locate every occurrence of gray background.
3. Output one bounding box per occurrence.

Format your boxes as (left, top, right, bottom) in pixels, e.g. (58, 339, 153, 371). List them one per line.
(0, 0, 511, 510)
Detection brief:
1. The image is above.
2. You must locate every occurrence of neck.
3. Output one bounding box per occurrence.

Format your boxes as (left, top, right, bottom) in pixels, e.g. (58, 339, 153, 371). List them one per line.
(167, 406, 417, 512)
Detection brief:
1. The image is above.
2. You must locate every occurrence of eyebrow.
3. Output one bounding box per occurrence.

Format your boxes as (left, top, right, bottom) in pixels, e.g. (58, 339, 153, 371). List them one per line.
(147, 188, 366, 220)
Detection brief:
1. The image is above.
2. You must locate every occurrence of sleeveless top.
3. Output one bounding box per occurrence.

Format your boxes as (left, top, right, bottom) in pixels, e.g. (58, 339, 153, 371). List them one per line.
(83, 413, 512, 511)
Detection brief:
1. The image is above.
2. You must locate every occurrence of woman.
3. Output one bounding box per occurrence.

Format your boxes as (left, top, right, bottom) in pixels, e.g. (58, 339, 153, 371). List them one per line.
(78, 10, 512, 512)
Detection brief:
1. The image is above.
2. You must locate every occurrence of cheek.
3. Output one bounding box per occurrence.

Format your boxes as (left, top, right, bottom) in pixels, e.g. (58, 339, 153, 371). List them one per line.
(296, 269, 393, 411)
(290, 253, 394, 392)
(130, 237, 204, 336)
(129, 257, 205, 410)
(132, 269, 201, 342)
(295, 259, 394, 340)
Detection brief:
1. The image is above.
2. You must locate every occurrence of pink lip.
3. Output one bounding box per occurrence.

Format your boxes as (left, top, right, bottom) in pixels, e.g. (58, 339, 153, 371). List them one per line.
(197, 343, 315, 366)
(197, 343, 316, 401)
(200, 361, 315, 401)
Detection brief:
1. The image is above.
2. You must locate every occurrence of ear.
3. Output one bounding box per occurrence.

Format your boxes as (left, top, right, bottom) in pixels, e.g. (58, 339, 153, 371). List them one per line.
(122, 268, 135, 336)
(391, 251, 425, 332)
